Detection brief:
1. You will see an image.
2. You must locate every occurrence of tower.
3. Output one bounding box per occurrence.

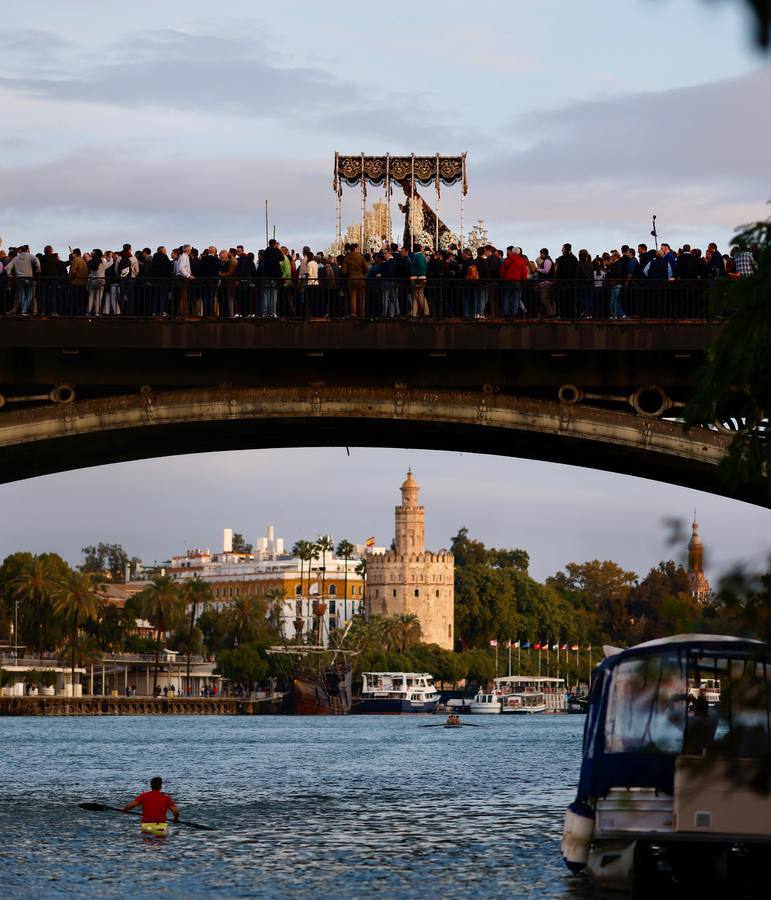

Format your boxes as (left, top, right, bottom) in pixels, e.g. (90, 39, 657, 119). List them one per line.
(365, 470, 455, 650)
(687, 515, 711, 603)
(395, 469, 424, 553)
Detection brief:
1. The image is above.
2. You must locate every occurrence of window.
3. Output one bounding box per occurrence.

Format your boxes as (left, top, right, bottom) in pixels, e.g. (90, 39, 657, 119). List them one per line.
(605, 653, 686, 754)
(414, 589, 419, 597)
(295, 585, 302, 596)
(448, 624, 452, 638)
(329, 584, 337, 596)
(436, 590, 440, 597)
(329, 600, 336, 614)
(392, 589, 397, 597)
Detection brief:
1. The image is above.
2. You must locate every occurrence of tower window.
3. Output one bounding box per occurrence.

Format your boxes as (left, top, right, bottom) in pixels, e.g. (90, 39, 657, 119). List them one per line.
(414, 589, 419, 597)
(393, 589, 397, 597)
(448, 624, 452, 638)
(436, 590, 439, 597)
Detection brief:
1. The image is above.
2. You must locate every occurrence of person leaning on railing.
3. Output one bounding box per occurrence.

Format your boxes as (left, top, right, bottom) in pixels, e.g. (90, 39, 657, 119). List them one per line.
(5, 245, 40, 316)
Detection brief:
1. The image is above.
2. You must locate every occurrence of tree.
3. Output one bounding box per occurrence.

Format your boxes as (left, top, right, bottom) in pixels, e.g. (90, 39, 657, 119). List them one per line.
(227, 594, 269, 647)
(394, 613, 422, 653)
(53, 570, 104, 688)
(450, 527, 529, 571)
(215, 644, 269, 692)
(81, 543, 130, 581)
(10, 557, 60, 656)
(355, 557, 367, 614)
(292, 539, 315, 602)
(179, 577, 212, 695)
(265, 585, 287, 634)
(685, 219, 771, 500)
(231, 533, 253, 554)
(316, 535, 334, 601)
(140, 575, 183, 693)
(336, 539, 355, 621)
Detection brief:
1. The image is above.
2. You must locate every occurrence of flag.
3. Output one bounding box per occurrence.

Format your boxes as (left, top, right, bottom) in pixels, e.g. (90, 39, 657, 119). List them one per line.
(512, 641, 520, 649)
(561, 644, 568, 650)
(571, 644, 579, 651)
(551, 644, 558, 651)
(522, 641, 530, 649)
(534, 642, 542, 650)
(365, 536, 375, 547)
(489, 639, 498, 647)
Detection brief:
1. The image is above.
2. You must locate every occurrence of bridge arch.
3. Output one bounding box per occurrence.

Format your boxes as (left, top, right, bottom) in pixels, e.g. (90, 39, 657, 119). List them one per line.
(0, 385, 758, 506)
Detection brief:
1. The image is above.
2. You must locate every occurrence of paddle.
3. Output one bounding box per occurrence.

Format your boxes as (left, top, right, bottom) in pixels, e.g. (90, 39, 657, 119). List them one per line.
(78, 802, 215, 831)
(422, 722, 483, 727)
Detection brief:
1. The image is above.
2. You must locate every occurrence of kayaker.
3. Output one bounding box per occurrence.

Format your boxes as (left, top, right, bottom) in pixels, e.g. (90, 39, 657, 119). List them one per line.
(123, 777, 179, 833)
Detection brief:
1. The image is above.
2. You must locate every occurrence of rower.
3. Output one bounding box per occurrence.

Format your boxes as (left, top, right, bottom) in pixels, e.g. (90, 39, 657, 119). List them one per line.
(123, 776, 179, 835)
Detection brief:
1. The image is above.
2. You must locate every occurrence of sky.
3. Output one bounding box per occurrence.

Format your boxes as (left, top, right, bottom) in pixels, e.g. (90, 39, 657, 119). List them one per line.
(0, 0, 769, 585)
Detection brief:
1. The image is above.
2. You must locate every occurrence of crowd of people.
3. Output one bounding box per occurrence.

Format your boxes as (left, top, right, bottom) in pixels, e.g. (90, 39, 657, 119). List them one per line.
(0, 236, 757, 320)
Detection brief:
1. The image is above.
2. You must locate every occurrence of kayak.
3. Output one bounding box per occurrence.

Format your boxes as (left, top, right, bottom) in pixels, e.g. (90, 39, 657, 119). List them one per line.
(141, 822, 169, 836)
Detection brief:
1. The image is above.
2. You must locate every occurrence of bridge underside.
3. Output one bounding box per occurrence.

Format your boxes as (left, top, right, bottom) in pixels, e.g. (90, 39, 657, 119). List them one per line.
(0, 385, 759, 506)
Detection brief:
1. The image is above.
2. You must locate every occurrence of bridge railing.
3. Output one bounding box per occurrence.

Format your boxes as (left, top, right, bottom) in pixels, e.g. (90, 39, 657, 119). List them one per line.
(0, 276, 732, 320)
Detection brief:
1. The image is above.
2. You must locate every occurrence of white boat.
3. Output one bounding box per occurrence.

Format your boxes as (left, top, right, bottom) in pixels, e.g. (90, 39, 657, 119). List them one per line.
(468, 690, 501, 714)
(500, 691, 547, 714)
(495, 676, 567, 713)
(352, 672, 440, 713)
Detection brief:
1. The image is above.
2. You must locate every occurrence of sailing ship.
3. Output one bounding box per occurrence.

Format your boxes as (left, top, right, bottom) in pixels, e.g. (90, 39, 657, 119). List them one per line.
(267, 606, 358, 715)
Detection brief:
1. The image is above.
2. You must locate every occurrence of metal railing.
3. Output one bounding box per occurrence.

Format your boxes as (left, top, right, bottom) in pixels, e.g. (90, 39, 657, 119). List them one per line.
(0, 276, 732, 321)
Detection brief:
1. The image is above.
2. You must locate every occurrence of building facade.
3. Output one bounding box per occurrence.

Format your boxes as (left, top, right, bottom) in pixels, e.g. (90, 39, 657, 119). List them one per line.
(687, 517, 711, 603)
(366, 471, 455, 650)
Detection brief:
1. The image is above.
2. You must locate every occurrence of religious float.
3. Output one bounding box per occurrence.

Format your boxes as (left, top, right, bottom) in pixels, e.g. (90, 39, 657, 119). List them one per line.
(561, 634, 771, 895)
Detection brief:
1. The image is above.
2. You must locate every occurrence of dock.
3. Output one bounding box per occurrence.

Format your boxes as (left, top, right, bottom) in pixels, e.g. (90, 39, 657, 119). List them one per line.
(0, 696, 284, 716)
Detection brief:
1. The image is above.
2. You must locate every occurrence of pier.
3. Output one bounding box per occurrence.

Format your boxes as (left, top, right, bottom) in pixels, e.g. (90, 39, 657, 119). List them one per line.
(0, 695, 283, 716)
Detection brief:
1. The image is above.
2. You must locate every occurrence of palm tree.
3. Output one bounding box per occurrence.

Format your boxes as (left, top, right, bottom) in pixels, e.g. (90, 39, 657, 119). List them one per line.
(180, 577, 212, 696)
(317, 535, 334, 601)
(292, 539, 312, 606)
(11, 557, 58, 657)
(355, 557, 367, 616)
(394, 613, 422, 653)
(336, 539, 355, 623)
(53, 570, 104, 689)
(265, 585, 287, 635)
(141, 575, 183, 694)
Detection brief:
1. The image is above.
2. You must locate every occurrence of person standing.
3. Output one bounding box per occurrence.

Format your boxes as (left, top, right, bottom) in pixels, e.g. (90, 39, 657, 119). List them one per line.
(7, 245, 41, 315)
(535, 248, 555, 318)
(409, 244, 429, 317)
(69, 248, 88, 315)
(123, 776, 179, 834)
(261, 239, 284, 317)
(499, 246, 529, 318)
(174, 245, 193, 316)
(342, 243, 369, 318)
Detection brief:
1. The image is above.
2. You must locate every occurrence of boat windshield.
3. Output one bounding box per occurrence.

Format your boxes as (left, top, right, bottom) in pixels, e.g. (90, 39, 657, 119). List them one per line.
(604, 649, 771, 757)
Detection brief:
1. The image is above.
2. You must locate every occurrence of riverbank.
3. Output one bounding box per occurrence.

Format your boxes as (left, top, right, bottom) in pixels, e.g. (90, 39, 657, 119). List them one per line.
(0, 695, 284, 716)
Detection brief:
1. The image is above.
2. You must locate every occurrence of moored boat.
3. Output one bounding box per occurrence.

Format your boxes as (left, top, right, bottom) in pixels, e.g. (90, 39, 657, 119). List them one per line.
(495, 676, 567, 713)
(468, 690, 501, 714)
(352, 672, 440, 713)
(561, 634, 771, 894)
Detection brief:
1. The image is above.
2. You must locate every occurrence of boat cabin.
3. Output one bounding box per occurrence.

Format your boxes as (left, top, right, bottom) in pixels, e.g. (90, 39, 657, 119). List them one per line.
(563, 634, 771, 893)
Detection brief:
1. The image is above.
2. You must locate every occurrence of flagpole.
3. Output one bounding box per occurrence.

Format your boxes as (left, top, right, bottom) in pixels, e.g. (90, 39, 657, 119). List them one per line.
(546, 642, 550, 678)
(518, 642, 521, 671)
(508, 641, 512, 677)
(538, 645, 541, 678)
(495, 642, 499, 678)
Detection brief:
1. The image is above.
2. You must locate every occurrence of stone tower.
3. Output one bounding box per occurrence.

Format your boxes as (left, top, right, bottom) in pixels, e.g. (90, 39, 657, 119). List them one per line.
(366, 470, 455, 650)
(687, 516, 711, 603)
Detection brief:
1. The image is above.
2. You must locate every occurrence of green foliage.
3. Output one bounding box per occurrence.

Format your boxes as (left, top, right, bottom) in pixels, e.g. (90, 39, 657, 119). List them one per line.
(81, 543, 130, 581)
(215, 643, 269, 686)
(685, 219, 771, 499)
(451, 527, 529, 571)
(231, 533, 253, 554)
(24, 669, 57, 687)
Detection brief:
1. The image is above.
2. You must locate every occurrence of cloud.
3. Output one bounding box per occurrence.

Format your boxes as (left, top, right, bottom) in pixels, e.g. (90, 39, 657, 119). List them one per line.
(0, 28, 452, 143)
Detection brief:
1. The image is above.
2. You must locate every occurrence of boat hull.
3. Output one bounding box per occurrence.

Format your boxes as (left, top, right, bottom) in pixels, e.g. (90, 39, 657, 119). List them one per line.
(351, 697, 440, 714)
(289, 667, 352, 715)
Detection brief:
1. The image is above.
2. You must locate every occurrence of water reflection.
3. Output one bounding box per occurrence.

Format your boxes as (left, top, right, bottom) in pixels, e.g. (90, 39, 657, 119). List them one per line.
(0, 716, 591, 899)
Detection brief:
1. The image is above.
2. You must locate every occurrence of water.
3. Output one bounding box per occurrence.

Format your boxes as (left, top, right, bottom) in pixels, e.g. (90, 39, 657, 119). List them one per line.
(0, 715, 591, 899)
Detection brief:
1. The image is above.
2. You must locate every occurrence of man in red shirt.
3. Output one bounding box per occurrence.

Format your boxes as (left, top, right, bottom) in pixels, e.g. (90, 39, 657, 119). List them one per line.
(123, 777, 179, 831)
(499, 246, 530, 318)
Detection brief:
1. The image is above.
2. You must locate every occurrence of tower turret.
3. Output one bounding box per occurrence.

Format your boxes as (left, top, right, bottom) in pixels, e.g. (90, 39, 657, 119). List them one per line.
(395, 469, 424, 553)
(687, 514, 711, 603)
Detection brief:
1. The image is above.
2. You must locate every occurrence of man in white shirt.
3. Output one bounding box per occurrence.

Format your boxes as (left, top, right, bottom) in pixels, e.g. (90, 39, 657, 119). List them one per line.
(175, 244, 193, 316)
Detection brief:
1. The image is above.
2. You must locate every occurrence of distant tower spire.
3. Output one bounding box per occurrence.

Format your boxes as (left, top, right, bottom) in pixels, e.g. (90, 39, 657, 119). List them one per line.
(687, 514, 710, 603)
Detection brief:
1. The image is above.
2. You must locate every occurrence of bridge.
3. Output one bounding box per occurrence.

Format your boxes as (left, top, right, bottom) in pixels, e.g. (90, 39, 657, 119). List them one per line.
(0, 314, 759, 506)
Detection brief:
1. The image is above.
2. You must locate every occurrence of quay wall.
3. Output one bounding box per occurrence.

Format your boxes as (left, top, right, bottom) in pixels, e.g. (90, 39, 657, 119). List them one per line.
(0, 696, 283, 716)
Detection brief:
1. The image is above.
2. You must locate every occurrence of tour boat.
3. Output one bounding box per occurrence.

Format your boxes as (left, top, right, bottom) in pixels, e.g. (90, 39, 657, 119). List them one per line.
(495, 676, 567, 714)
(352, 672, 440, 713)
(561, 634, 771, 894)
(467, 690, 501, 714)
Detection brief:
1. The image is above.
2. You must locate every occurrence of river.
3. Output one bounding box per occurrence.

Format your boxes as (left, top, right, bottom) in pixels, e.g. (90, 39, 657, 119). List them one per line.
(0, 715, 591, 899)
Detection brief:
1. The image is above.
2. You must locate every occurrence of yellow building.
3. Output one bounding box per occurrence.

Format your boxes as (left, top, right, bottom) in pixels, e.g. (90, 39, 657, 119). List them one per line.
(366, 470, 455, 650)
